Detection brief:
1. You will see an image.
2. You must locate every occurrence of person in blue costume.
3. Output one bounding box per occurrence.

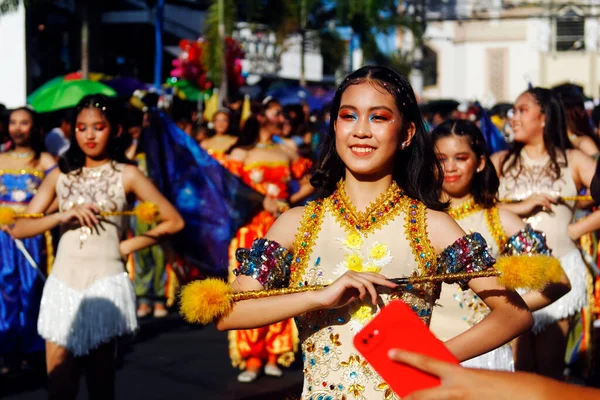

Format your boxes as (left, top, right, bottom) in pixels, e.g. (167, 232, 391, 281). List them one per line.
(0, 107, 56, 372)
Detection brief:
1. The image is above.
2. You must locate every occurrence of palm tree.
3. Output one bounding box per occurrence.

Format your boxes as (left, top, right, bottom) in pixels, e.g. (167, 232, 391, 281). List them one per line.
(204, 0, 236, 103)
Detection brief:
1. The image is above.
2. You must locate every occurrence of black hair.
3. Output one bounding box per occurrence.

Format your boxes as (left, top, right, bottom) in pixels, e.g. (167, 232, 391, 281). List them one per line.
(61, 109, 74, 124)
(432, 119, 499, 208)
(59, 94, 134, 173)
(226, 98, 281, 154)
(125, 109, 144, 129)
(557, 90, 600, 150)
(7, 107, 44, 162)
(501, 87, 571, 181)
(310, 65, 447, 210)
(592, 105, 600, 129)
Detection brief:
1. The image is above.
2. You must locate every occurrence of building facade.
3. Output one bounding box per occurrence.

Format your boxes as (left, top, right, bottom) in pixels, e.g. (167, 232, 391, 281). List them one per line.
(422, 0, 600, 104)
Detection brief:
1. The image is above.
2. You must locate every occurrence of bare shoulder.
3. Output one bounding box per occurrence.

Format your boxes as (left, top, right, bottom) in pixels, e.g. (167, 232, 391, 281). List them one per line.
(576, 136, 599, 157)
(200, 138, 211, 149)
(121, 163, 145, 185)
(39, 152, 57, 170)
(425, 208, 467, 254)
(265, 206, 306, 250)
(229, 147, 248, 162)
(497, 207, 525, 237)
(566, 148, 593, 163)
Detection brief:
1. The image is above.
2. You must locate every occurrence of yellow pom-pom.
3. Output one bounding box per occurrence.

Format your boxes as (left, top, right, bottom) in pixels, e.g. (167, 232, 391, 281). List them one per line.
(179, 278, 233, 325)
(134, 202, 160, 224)
(0, 207, 16, 226)
(495, 254, 563, 290)
(543, 257, 565, 285)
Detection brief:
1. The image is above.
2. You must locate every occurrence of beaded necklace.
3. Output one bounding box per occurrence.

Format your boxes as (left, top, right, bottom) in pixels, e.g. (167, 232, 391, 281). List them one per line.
(8, 151, 34, 159)
(329, 179, 404, 236)
(447, 198, 483, 220)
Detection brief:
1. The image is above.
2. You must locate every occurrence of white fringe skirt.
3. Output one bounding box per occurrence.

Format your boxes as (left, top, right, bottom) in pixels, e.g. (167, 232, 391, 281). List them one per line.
(461, 344, 514, 371)
(38, 272, 138, 356)
(531, 249, 588, 334)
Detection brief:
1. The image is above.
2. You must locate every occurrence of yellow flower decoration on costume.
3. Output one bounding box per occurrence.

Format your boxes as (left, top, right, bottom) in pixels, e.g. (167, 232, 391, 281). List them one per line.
(352, 305, 375, 324)
(369, 243, 388, 260)
(344, 232, 364, 250)
(344, 253, 364, 272)
(363, 263, 381, 273)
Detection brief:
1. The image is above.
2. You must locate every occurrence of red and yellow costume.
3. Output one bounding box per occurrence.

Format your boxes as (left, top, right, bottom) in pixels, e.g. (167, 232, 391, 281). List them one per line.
(226, 157, 311, 370)
(206, 149, 228, 166)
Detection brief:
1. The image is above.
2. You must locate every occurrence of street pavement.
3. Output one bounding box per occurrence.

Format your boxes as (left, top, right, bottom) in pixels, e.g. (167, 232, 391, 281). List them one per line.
(1, 313, 303, 400)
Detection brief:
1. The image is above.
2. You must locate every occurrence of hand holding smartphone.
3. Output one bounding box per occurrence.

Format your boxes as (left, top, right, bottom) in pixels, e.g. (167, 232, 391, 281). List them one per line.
(353, 300, 460, 398)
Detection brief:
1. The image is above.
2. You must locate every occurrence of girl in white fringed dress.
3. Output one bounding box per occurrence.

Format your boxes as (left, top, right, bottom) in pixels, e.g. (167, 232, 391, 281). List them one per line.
(13, 95, 184, 400)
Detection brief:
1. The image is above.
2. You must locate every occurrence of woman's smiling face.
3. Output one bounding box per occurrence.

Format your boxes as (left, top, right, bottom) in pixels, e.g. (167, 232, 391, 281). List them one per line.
(335, 82, 413, 177)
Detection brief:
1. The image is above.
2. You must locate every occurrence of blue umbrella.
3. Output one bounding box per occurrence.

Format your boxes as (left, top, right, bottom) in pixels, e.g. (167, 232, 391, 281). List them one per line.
(102, 77, 147, 97)
(267, 86, 332, 110)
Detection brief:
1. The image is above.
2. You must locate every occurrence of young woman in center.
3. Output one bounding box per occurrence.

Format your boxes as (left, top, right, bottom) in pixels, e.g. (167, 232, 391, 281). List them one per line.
(428, 119, 570, 372)
(216, 66, 533, 399)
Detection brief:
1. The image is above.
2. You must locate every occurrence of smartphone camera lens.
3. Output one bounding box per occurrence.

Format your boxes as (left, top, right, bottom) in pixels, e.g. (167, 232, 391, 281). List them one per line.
(362, 338, 368, 345)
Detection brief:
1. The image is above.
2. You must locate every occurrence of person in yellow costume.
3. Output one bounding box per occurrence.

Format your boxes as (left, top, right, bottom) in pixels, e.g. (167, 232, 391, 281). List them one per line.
(216, 66, 533, 399)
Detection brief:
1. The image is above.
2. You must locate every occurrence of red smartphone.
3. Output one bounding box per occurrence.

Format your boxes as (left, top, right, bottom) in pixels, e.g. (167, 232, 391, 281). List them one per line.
(353, 300, 459, 398)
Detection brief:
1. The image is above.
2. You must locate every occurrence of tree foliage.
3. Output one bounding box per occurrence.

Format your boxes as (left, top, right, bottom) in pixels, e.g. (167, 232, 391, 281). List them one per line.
(204, 0, 236, 86)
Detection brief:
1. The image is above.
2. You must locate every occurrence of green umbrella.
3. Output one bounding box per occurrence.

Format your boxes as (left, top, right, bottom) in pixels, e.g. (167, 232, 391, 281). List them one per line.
(27, 76, 65, 105)
(28, 79, 117, 113)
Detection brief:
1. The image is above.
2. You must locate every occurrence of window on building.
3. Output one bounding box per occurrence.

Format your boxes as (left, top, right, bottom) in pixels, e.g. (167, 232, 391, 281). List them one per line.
(556, 10, 585, 51)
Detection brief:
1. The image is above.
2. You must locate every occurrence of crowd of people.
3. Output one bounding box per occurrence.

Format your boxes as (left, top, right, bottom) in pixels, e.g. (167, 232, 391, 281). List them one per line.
(1, 65, 600, 399)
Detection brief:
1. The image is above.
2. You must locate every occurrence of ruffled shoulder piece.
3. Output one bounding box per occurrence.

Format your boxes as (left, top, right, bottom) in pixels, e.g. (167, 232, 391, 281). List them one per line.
(234, 238, 293, 289)
(502, 224, 552, 256)
(436, 233, 496, 289)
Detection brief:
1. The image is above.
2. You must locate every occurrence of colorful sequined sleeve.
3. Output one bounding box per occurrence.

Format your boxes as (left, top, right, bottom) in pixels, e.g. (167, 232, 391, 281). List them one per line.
(291, 157, 312, 179)
(501, 224, 552, 256)
(436, 233, 496, 289)
(233, 238, 293, 289)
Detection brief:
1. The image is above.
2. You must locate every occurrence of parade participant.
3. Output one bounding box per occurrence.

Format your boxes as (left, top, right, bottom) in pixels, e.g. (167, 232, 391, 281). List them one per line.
(201, 109, 237, 165)
(124, 110, 174, 318)
(225, 97, 314, 383)
(557, 90, 600, 157)
(45, 110, 73, 159)
(491, 87, 598, 379)
(0, 107, 55, 372)
(214, 66, 533, 398)
(12, 95, 184, 400)
(429, 119, 570, 371)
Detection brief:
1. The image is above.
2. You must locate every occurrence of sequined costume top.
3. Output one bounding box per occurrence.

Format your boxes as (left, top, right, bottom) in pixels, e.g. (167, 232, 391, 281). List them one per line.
(498, 151, 577, 258)
(51, 162, 128, 290)
(0, 168, 45, 212)
(235, 181, 495, 400)
(430, 200, 552, 341)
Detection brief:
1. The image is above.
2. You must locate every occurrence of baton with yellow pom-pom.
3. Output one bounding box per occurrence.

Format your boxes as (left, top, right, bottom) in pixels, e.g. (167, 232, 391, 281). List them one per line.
(179, 254, 564, 325)
(0, 202, 161, 226)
